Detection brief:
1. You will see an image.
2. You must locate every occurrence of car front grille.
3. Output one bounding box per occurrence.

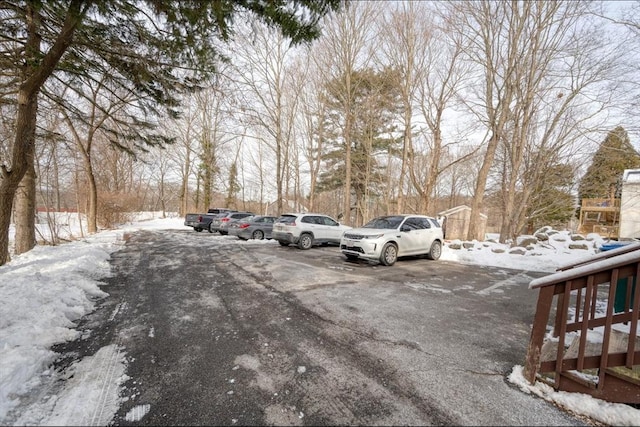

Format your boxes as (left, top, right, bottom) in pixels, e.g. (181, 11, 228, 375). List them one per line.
(343, 233, 365, 240)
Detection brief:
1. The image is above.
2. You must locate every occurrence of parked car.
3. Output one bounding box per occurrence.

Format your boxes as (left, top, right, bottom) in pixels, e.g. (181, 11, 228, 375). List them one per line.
(227, 215, 277, 240)
(184, 208, 234, 232)
(210, 211, 254, 235)
(272, 213, 351, 249)
(340, 215, 443, 266)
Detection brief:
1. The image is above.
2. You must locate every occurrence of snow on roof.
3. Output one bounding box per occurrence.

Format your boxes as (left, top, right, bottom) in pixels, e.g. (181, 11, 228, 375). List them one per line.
(623, 169, 640, 183)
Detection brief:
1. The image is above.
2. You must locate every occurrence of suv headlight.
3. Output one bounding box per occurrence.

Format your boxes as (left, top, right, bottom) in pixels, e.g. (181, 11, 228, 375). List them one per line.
(363, 234, 384, 239)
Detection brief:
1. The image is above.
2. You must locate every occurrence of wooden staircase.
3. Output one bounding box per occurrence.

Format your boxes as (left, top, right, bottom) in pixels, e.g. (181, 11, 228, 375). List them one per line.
(523, 242, 640, 403)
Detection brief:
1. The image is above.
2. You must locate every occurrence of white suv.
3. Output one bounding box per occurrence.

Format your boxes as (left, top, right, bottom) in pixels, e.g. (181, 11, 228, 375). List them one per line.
(272, 213, 351, 250)
(340, 215, 443, 266)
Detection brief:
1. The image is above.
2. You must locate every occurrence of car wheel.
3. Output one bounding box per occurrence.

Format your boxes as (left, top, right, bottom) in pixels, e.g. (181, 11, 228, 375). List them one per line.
(380, 242, 398, 266)
(207, 226, 214, 233)
(252, 230, 264, 240)
(426, 240, 442, 260)
(194, 227, 202, 232)
(298, 233, 313, 250)
(278, 240, 289, 246)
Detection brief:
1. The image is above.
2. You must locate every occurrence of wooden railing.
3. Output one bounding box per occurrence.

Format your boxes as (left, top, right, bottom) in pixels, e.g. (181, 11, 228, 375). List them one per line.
(523, 242, 640, 403)
(581, 198, 620, 208)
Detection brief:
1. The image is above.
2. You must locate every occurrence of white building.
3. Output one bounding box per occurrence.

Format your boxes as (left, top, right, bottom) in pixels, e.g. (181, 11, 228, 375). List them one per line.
(619, 169, 640, 240)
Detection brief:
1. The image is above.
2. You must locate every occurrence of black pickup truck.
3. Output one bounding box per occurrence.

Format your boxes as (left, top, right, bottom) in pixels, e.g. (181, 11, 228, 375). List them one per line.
(184, 208, 233, 232)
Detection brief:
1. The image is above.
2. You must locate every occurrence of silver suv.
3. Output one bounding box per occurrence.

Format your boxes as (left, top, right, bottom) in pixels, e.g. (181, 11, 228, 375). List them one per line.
(272, 213, 351, 250)
(210, 211, 254, 235)
(340, 215, 443, 266)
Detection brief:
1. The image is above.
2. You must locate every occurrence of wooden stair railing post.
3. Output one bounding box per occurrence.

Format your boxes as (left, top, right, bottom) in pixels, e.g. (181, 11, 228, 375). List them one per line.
(575, 287, 583, 325)
(598, 269, 619, 390)
(624, 276, 633, 314)
(590, 282, 598, 319)
(554, 288, 564, 337)
(577, 275, 595, 371)
(628, 264, 640, 368)
(524, 285, 555, 384)
(554, 281, 572, 388)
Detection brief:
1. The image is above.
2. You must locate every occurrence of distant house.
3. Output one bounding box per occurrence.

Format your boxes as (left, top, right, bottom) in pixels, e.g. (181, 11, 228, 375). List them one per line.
(437, 205, 487, 241)
(619, 169, 640, 240)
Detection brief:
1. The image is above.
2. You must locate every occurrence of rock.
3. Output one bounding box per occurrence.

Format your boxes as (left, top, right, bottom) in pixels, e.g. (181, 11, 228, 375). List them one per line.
(534, 226, 553, 235)
(448, 242, 462, 250)
(570, 234, 586, 241)
(509, 247, 527, 255)
(517, 235, 538, 247)
(534, 232, 549, 241)
(568, 243, 589, 250)
(491, 247, 506, 254)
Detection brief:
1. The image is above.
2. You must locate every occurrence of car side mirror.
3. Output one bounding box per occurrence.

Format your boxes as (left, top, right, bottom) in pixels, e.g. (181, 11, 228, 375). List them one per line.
(401, 225, 411, 232)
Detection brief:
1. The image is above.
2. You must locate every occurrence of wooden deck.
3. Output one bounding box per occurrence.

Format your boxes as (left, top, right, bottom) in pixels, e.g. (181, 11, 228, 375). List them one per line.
(578, 198, 621, 238)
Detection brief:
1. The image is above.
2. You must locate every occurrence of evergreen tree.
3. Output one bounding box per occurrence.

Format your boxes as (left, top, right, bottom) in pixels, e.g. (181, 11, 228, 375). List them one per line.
(578, 126, 640, 201)
(225, 162, 241, 209)
(526, 163, 576, 231)
(317, 67, 402, 223)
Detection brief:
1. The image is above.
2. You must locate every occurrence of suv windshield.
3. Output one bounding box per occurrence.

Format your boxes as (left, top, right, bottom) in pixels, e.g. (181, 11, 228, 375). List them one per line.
(362, 216, 405, 229)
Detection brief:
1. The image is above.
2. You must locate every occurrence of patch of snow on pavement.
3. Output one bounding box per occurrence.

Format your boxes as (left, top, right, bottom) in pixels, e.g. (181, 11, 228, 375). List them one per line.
(125, 404, 151, 422)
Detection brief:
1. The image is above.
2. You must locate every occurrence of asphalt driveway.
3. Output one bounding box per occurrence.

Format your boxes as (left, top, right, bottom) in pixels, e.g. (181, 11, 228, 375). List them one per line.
(59, 229, 588, 426)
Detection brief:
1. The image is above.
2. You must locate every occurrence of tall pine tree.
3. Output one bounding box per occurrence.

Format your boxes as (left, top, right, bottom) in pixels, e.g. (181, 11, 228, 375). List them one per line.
(317, 67, 402, 225)
(578, 126, 640, 201)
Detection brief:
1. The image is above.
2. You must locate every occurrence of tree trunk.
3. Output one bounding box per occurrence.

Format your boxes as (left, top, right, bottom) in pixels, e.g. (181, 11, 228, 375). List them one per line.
(85, 160, 98, 233)
(467, 133, 500, 241)
(180, 164, 189, 216)
(89, 179, 98, 233)
(14, 163, 37, 254)
(397, 118, 410, 215)
(0, 88, 39, 265)
(343, 120, 352, 225)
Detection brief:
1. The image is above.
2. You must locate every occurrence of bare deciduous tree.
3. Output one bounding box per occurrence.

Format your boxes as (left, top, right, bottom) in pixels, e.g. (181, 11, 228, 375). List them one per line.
(193, 79, 236, 211)
(232, 23, 305, 214)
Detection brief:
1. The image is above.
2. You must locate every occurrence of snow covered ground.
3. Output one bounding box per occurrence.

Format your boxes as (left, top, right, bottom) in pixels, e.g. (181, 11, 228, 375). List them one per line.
(1, 213, 639, 425)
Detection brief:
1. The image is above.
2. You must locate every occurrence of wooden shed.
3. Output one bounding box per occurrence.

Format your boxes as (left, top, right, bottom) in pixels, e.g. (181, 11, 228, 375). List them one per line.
(437, 205, 487, 241)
